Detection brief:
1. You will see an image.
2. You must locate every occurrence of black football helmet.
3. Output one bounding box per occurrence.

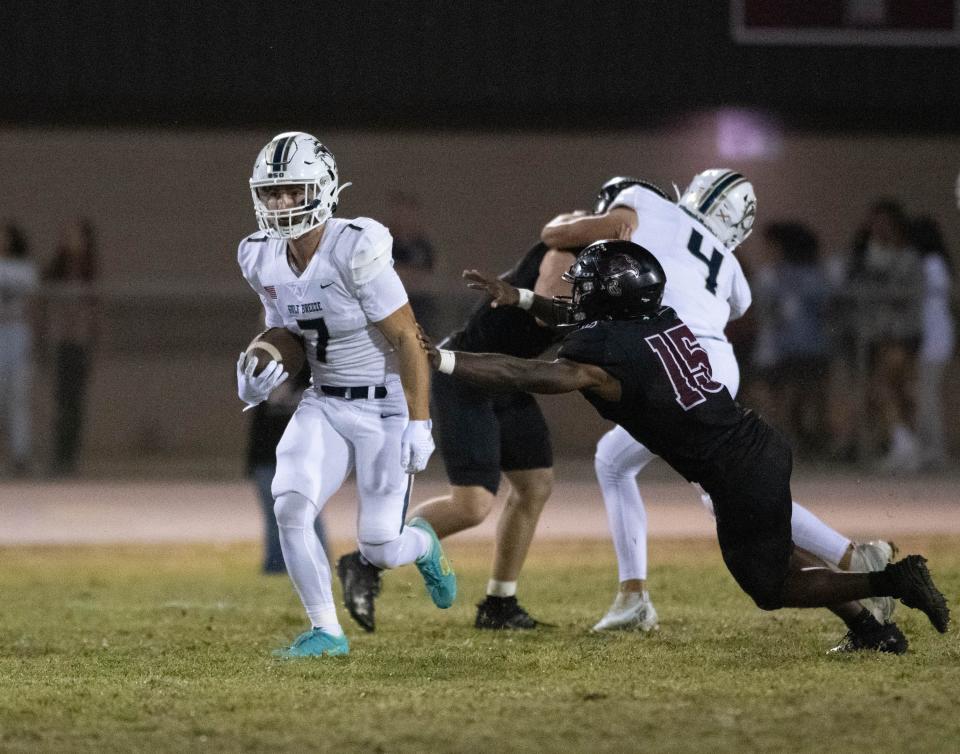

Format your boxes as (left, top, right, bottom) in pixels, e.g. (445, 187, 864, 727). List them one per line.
(594, 176, 671, 214)
(560, 240, 666, 325)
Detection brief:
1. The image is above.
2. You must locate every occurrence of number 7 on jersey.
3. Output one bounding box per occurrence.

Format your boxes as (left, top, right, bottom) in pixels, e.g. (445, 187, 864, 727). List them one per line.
(296, 317, 331, 362)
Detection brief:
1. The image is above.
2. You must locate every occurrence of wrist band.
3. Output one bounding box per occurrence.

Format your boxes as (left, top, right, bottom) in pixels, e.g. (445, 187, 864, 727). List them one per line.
(437, 349, 456, 374)
(517, 288, 535, 310)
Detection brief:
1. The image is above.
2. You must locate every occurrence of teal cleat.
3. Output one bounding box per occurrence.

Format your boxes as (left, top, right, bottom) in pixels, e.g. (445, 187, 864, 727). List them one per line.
(408, 517, 457, 608)
(273, 628, 350, 658)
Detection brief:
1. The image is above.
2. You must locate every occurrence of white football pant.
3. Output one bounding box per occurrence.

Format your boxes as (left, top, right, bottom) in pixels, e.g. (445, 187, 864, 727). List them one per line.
(594, 338, 850, 583)
(271, 380, 429, 629)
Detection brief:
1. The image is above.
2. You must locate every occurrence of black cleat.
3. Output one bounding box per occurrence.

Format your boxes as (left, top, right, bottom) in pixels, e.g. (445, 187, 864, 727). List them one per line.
(829, 621, 909, 655)
(336, 551, 382, 633)
(474, 595, 540, 630)
(887, 555, 951, 633)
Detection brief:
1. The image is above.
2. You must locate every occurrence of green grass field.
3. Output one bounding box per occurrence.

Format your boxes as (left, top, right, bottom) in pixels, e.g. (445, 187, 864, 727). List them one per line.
(1, 537, 958, 753)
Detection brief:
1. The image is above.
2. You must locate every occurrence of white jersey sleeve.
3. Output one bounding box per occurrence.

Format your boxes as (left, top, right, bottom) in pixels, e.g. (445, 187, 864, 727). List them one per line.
(237, 236, 284, 329)
(727, 255, 752, 321)
(356, 263, 409, 323)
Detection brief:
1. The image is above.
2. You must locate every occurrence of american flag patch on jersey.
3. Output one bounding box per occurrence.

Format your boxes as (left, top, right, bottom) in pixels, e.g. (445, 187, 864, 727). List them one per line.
(264, 285, 277, 299)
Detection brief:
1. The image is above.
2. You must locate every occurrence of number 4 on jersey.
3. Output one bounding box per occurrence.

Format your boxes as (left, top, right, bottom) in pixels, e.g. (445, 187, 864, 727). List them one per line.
(646, 324, 724, 410)
(687, 229, 723, 295)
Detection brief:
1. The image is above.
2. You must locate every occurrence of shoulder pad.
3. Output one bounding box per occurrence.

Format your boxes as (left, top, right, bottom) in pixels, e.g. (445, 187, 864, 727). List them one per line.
(348, 219, 394, 286)
(237, 233, 271, 278)
(609, 184, 664, 213)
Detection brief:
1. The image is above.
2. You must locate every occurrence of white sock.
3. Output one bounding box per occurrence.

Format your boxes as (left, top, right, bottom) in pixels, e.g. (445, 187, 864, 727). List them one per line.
(308, 607, 343, 636)
(487, 579, 517, 597)
(274, 492, 338, 629)
(614, 590, 649, 608)
(360, 526, 430, 569)
(790, 501, 850, 565)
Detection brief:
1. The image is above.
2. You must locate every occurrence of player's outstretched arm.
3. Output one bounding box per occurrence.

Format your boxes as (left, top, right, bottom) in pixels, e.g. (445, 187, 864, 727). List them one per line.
(462, 268, 572, 328)
(418, 331, 619, 399)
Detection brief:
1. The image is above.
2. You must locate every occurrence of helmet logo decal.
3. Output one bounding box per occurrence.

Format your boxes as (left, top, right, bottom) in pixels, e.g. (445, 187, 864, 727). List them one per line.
(735, 198, 757, 234)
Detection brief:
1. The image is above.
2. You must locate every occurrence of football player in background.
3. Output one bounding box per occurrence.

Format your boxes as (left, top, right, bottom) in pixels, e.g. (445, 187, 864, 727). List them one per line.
(340, 172, 895, 634)
(235, 131, 455, 657)
(338, 235, 576, 630)
(539, 171, 896, 633)
(427, 240, 949, 654)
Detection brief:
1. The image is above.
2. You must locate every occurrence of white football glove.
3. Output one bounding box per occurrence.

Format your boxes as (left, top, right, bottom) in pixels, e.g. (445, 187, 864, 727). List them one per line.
(236, 352, 289, 411)
(400, 419, 435, 474)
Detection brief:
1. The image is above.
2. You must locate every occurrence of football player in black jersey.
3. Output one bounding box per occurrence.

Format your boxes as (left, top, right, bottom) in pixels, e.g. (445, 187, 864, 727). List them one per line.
(421, 239, 949, 654)
(337, 239, 578, 631)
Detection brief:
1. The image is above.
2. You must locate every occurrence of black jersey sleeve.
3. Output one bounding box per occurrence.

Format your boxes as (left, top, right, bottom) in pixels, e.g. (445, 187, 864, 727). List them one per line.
(557, 321, 638, 392)
(557, 323, 610, 367)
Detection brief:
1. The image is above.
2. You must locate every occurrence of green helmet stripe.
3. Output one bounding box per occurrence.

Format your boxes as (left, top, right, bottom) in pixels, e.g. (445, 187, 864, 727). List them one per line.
(698, 172, 744, 214)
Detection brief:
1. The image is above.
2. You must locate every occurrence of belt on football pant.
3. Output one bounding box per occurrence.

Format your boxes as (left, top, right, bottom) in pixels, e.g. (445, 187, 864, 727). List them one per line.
(320, 385, 388, 400)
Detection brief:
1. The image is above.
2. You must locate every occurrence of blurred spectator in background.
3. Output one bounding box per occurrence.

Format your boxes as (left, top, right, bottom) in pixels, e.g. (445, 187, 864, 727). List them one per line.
(0, 223, 38, 476)
(910, 216, 955, 469)
(385, 190, 438, 332)
(387, 190, 435, 274)
(843, 199, 924, 471)
(246, 368, 327, 573)
(748, 222, 831, 458)
(42, 218, 99, 476)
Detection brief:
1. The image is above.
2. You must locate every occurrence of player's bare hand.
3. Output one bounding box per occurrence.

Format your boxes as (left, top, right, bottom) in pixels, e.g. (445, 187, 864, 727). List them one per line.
(416, 328, 441, 369)
(616, 222, 633, 240)
(463, 269, 519, 308)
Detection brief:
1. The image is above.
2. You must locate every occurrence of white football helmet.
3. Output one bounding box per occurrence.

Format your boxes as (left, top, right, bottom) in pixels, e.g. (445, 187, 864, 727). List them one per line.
(249, 131, 351, 239)
(678, 169, 756, 250)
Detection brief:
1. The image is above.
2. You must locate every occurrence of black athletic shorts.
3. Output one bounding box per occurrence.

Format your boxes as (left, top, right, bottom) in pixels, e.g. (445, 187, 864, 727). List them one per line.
(431, 371, 553, 495)
(708, 427, 794, 610)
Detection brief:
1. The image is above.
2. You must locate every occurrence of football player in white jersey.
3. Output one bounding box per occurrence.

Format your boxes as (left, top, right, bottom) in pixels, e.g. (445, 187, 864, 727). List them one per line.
(538, 170, 895, 632)
(236, 132, 456, 657)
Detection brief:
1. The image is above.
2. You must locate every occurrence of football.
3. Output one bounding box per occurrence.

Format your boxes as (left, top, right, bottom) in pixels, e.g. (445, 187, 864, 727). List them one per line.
(244, 327, 307, 377)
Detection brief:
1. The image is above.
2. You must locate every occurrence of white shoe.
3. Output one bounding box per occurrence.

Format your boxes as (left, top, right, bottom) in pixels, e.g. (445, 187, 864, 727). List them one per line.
(592, 592, 659, 632)
(849, 540, 897, 623)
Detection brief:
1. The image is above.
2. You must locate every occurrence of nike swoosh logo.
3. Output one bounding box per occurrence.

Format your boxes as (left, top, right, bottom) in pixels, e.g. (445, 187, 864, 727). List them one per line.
(380, 413, 403, 419)
(320, 282, 334, 289)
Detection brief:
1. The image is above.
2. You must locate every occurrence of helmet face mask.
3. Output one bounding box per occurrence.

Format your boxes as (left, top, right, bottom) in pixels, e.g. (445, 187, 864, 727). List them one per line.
(249, 132, 351, 239)
(678, 169, 756, 250)
(562, 240, 666, 326)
